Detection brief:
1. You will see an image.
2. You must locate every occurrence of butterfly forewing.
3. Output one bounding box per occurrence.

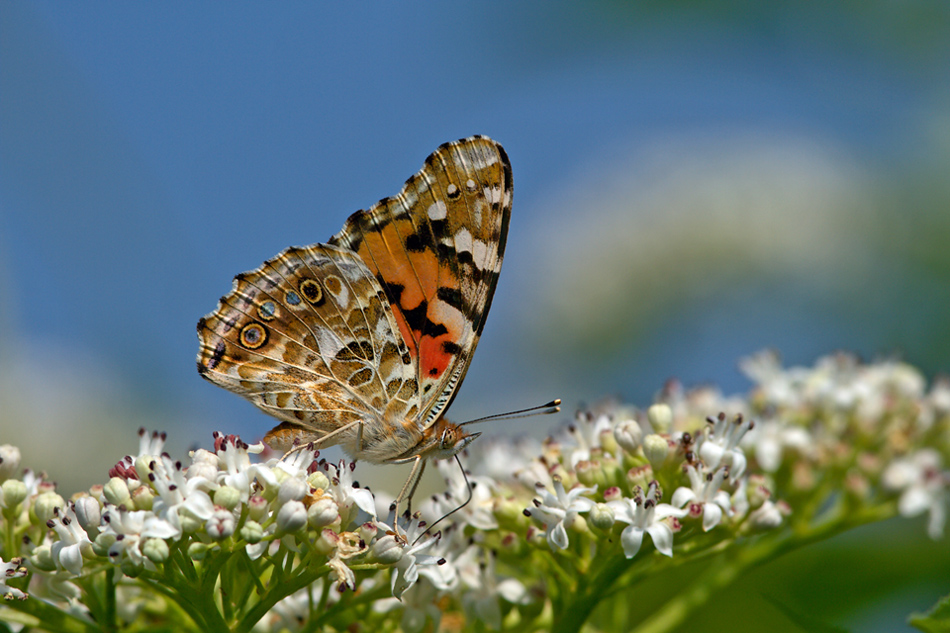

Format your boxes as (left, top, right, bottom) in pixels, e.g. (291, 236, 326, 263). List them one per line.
(197, 135, 511, 461)
(328, 136, 512, 428)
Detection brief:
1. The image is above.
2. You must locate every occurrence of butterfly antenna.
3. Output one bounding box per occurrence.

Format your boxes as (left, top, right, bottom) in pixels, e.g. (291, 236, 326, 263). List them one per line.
(459, 399, 561, 427)
(411, 454, 474, 546)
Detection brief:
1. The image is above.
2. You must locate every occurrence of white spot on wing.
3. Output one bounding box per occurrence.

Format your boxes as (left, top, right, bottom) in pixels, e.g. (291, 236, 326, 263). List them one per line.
(455, 227, 474, 254)
(472, 239, 490, 267)
(317, 327, 344, 358)
(427, 200, 448, 220)
(485, 185, 502, 204)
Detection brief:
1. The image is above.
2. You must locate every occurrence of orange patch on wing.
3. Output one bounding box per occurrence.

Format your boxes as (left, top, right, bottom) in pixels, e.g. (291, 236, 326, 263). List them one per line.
(391, 307, 417, 357)
(419, 334, 452, 379)
(356, 227, 442, 307)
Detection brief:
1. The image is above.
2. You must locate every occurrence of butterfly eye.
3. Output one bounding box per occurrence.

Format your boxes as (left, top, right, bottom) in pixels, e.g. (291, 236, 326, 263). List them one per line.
(239, 322, 268, 349)
(441, 428, 457, 449)
(299, 279, 324, 306)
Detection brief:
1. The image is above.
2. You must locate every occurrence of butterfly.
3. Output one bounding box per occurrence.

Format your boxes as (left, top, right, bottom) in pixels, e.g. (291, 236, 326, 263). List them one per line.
(196, 136, 512, 520)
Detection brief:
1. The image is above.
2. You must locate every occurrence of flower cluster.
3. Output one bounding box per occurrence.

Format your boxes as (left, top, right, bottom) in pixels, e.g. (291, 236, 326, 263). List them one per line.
(0, 351, 947, 633)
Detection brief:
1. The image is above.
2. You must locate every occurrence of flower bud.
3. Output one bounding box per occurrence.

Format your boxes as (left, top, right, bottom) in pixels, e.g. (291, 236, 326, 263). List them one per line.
(143, 538, 170, 563)
(130, 484, 155, 511)
(647, 404, 673, 434)
(103, 477, 132, 507)
(206, 508, 236, 540)
(213, 486, 242, 511)
(746, 475, 771, 510)
(134, 456, 155, 483)
(73, 496, 101, 537)
(33, 492, 65, 525)
(187, 542, 210, 560)
(642, 435, 670, 467)
(93, 532, 116, 557)
(575, 460, 596, 487)
(372, 533, 404, 564)
(247, 495, 269, 522)
(604, 486, 624, 503)
(240, 520, 265, 544)
(626, 464, 654, 490)
(307, 470, 330, 492)
(599, 428, 619, 457)
(588, 503, 615, 531)
(31, 544, 56, 572)
(315, 528, 340, 556)
(278, 477, 308, 505)
(494, 496, 526, 524)
(614, 420, 644, 454)
(180, 513, 203, 534)
(276, 500, 307, 533)
(0, 445, 21, 482)
(359, 522, 376, 544)
(1, 479, 27, 511)
(308, 496, 340, 528)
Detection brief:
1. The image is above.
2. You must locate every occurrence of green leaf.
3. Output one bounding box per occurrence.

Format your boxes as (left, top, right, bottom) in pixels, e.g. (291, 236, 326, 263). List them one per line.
(910, 592, 950, 633)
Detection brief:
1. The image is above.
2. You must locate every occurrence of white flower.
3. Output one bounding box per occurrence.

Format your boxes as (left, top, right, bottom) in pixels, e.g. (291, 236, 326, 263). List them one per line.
(0, 556, 28, 600)
(883, 449, 948, 539)
(742, 417, 812, 473)
(470, 436, 541, 483)
(696, 413, 753, 481)
(748, 500, 784, 529)
(137, 428, 167, 457)
(671, 464, 733, 532)
(562, 411, 614, 466)
(319, 530, 360, 592)
(374, 578, 442, 633)
(525, 478, 596, 550)
(608, 482, 686, 558)
(428, 459, 498, 531)
(48, 505, 93, 576)
(456, 546, 530, 629)
(146, 456, 215, 537)
(323, 460, 377, 523)
(740, 350, 808, 408)
(101, 507, 178, 570)
(214, 436, 277, 502)
(373, 521, 446, 600)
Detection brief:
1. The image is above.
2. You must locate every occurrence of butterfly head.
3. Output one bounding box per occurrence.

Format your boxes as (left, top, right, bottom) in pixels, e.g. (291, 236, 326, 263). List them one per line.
(420, 419, 481, 461)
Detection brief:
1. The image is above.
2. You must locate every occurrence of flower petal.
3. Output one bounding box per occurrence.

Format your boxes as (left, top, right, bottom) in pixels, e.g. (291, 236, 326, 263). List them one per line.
(619, 525, 644, 558)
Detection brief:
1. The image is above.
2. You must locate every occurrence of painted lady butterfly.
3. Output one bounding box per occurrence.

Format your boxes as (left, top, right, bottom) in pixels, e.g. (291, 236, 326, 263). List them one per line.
(197, 136, 511, 515)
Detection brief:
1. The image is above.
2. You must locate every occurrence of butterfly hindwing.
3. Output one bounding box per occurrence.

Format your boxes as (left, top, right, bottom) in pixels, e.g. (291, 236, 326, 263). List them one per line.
(197, 243, 420, 450)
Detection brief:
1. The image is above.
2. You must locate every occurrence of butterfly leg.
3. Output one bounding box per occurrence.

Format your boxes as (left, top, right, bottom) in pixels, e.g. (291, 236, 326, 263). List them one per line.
(274, 419, 359, 459)
(390, 456, 426, 534)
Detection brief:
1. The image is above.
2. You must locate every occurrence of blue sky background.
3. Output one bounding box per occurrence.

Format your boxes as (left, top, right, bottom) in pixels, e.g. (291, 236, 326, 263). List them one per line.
(2, 5, 950, 626)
